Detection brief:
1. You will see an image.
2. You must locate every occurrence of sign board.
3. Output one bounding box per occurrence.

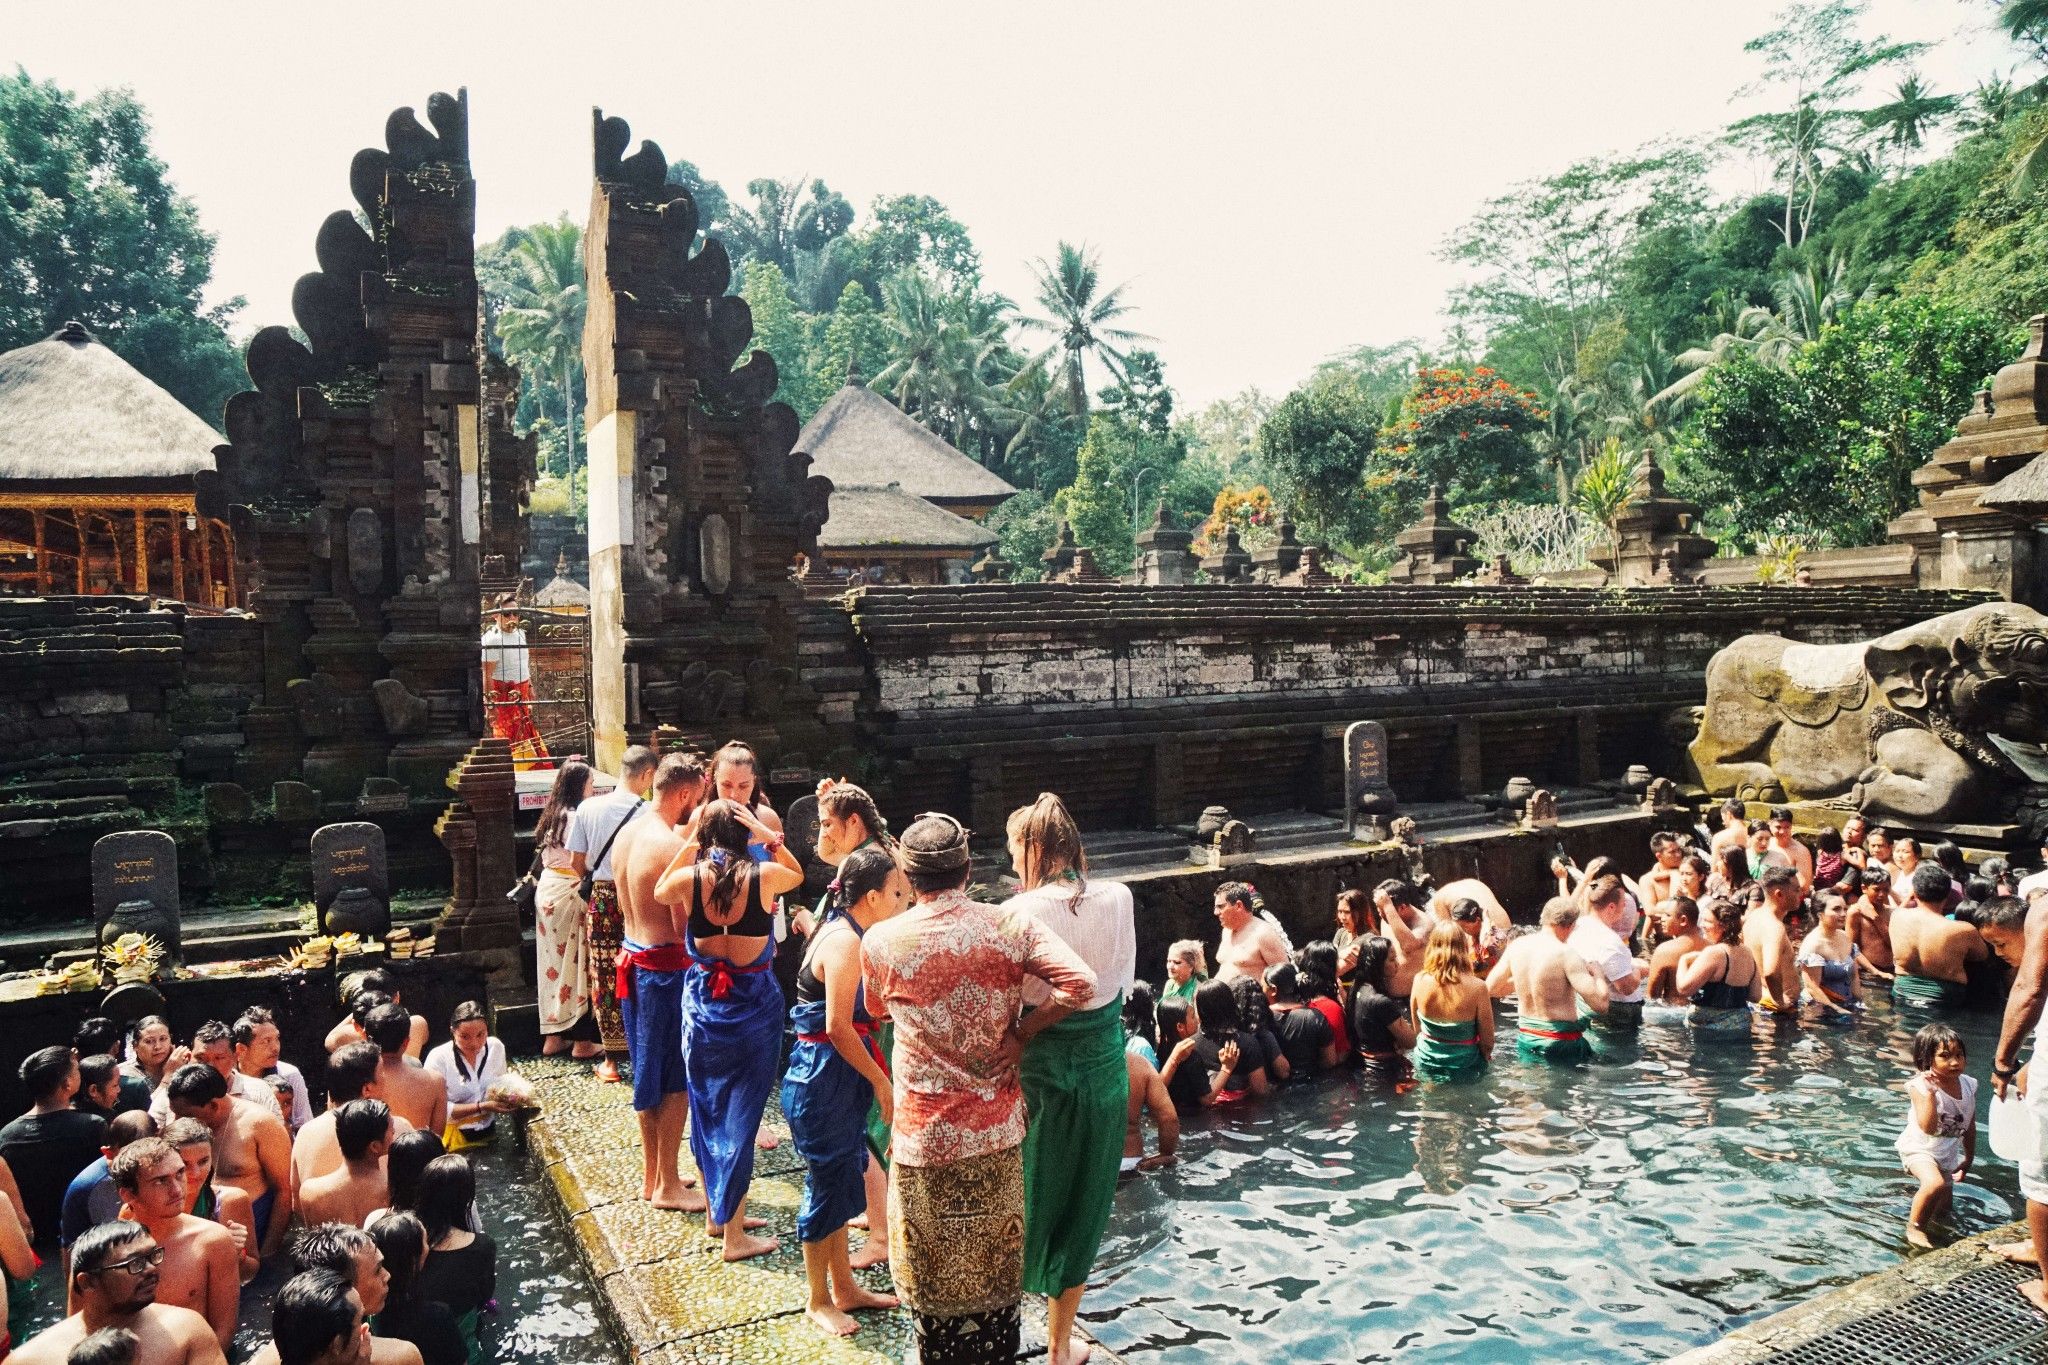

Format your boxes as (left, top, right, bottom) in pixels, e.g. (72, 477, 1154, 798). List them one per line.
(1343, 720, 1395, 839)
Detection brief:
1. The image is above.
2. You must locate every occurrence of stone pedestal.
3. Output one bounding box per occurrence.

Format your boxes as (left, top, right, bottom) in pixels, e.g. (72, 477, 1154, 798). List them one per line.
(1134, 502, 1194, 585)
(434, 737, 520, 951)
(1387, 485, 1480, 583)
(1589, 451, 1716, 587)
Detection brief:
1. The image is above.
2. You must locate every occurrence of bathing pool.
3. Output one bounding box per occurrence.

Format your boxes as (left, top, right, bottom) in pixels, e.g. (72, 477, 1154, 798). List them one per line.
(1085, 1001, 2018, 1363)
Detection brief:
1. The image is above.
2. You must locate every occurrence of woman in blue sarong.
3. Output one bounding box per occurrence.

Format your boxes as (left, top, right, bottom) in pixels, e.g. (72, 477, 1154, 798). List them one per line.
(654, 799, 803, 1262)
(781, 843, 907, 1338)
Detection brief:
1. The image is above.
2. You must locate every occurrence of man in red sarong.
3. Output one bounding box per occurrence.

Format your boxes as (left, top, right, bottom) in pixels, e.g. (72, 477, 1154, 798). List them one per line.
(481, 594, 548, 767)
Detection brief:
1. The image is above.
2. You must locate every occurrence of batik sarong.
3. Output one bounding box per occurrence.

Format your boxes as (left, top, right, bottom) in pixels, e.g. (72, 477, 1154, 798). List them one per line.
(485, 678, 548, 768)
(681, 937, 783, 1227)
(891, 1143, 1025, 1363)
(1021, 994, 1128, 1297)
(781, 993, 878, 1244)
(534, 869, 589, 1037)
(586, 881, 628, 1061)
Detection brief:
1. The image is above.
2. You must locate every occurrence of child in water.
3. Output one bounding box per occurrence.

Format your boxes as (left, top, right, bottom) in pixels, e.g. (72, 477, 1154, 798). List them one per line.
(1896, 1022, 1977, 1248)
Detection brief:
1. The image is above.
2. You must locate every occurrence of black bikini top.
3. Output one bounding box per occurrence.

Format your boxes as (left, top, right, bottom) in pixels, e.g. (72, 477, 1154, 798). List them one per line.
(689, 859, 776, 940)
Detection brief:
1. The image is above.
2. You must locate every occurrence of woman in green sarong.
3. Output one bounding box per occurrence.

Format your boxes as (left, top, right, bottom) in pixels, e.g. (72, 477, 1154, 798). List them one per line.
(1007, 793, 1132, 1365)
(1409, 920, 1494, 1082)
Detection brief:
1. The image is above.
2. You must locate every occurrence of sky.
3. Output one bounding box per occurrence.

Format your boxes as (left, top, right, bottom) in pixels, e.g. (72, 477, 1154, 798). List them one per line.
(2, 0, 2024, 411)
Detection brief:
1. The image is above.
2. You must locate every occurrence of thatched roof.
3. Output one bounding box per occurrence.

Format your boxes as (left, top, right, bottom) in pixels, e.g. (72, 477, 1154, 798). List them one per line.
(1982, 453, 2048, 515)
(819, 484, 998, 554)
(797, 381, 1017, 507)
(0, 322, 222, 484)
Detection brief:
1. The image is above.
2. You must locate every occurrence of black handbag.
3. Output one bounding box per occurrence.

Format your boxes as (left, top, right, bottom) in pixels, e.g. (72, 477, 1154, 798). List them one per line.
(508, 848, 542, 914)
(577, 803, 640, 902)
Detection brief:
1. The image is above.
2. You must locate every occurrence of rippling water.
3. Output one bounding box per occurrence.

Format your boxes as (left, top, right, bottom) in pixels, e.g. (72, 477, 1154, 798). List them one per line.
(1085, 1001, 2019, 1364)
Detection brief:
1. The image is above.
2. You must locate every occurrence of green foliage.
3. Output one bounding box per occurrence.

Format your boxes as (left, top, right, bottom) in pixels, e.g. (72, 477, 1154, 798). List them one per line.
(812, 280, 892, 396)
(1021, 242, 1150, 416)
(740, 260, 819, 418)
(0, 70, 243, 424)
(1255, 372, 1382, 543)
(1674, 293, 2014, 546)
(490, 217, 585, 478)
(1054, 413, 1185, 575)
(1573, 437, 1636, 556)
(1383, 367, 1549, 508)
(985, 488, 1058, 582)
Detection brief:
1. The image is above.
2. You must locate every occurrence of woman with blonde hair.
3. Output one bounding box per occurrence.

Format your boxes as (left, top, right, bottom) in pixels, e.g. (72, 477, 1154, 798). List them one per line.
(1004, 792, 1133, 1365)
(1409, 920, 1494, 1082)
(532, 760, 603, 1059)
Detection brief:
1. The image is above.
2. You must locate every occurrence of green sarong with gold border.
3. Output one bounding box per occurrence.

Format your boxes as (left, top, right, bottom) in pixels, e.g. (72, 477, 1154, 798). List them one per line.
(1020, 994, 1129, 1297)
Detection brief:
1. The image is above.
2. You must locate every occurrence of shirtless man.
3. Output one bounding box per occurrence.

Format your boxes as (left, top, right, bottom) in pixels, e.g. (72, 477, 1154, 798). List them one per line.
(1213, 882, 1289, 983)
(290, 1044, 413, 1194)
(1745, 867, 1804, 1014)
(1708, 798, 1749, 858)
(12, 1222, 226, 1365)
(256, 1271, 374, 1365)
(361, 1006, 445, 1138)
(1122, 1051, 1178, 1175)
(165, 1065, 292, 1261)
(159, 1120, 256, 1285)
(1368, 879, 1434, 999)
(1891, 862, 1988, 1011)
(1644, 897, 1706, 1003)
(1486, 898, 1609, 1063)
(252, 1225, 420, 1365)
(109, 1139, 237, 1351)
(1640, 834, 1687, 911)
(1427, 878, 1514, 939)
(151, 1022, 280, 1127)
(610, 752, 708, 1211)
(295, 1101, 391, 1229)
(1844, 869, 1898, 977)
(322, 969, 427, 1060)
(1768, 807, 1815, 893)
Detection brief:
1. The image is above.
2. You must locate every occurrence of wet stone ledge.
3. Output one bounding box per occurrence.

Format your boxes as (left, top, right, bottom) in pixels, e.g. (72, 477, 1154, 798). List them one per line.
(520, 1055, 1123, 1363)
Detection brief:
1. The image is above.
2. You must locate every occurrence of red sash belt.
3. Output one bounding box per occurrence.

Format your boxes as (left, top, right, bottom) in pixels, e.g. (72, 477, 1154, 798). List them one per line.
(1519, 1024, 1584, 1041)
(691, 953, 772, 1000)
(616, 942, 693, 1002)
(796, 1019, 888, 1074)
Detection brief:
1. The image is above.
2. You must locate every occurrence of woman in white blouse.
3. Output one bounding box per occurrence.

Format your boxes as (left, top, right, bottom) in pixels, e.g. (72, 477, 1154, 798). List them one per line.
(423, 1002, 511, 1142)
(1004, 793, 1135, 1365)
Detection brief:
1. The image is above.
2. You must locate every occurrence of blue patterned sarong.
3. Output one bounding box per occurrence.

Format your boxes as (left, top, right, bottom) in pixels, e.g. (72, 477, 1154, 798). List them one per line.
(681, 935, 783, 1227)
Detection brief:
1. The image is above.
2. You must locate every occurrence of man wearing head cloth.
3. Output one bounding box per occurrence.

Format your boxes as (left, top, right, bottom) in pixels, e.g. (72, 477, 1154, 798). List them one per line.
(860, 813, 1097, 1365)
(480, 594, 548, 767)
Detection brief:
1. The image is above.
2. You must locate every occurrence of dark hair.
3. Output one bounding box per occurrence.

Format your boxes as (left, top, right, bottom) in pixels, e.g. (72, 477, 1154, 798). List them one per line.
(1721, 797, 1746, 820)
(363, 1003, 411, 1055)
(1354, 934, 1394, 993)
(1704, 897, 1743, 942)
(78, 1053, 120, 1095)
(1868, 824, 1892, 843)
(386, 1129, 446, 1212)
(448, 1000, 488, 1033)
(73, 1016, 124, 1059)
(709, 740, 765, 807)
(325, 1042, 383, 1104)
(1155, 997, 1192, 1043)
(694, 799, 756, 923)
(1449, 898, 1484, 923)
(1123, 980, 1159, 1054)
(1964, 876, 1995, 905)
(1335, 888, 1372, 932)
(108, 1110, 156, 1149)
(1759, 865, 1800, 893)
(1230, 976, 1271, 1035)
(620, 744, 659, 780)
(1896, 836, 1922, 860)
(350, 991, 394, 1030)
(416, 1154, 476, 1247)
(1650, 831, 1679, 853)
(1816, 828, 1843, 854)
(652, 752, 705, 797)
(899, 813, 973, 895)
(1980, 894, 2030, 932)
(1928, 839, 1964, 877)
(1912, 1022, 1964, 1072)
(21, 1045, 74, 1101)
(191, 1020, 231, 1052)
(1911, 862, 1952, 907)
(232, 1007, 276, 1050)
(69, 1221, 150, 1281)
(1666, 896, 1700, 926)
(340, 968, 399, 1007)
(271, 1269, 361, 1365)
(1262, 960, 1304, 1002)
(833, 845, 898, 915)
(1681, 853, 1712, 879)
(368, 1210, 429, 1312)
(65, 1326, 141, 1365)
(289, 1221, 375, 1278)
(1192, 979, 1241, 1043)
(534, 759, 594, 852)
(335, 1099, 391, 1160)
(1768, 805, 1792, 822)
(1747, 818, 1771, 837)
(1215, 881, 1255, 912)
(1374, 878, 1421, 908)
(1296, 941, 1340, 999)
(110, 1137, 177, 1192)
(818, 782, 892, 849)
(167, 1063, 227, 1108)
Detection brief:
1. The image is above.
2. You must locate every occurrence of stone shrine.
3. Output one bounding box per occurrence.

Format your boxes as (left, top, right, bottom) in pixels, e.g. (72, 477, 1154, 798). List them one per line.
(310, 820, 391, 938)
(90, 829, 181, 962)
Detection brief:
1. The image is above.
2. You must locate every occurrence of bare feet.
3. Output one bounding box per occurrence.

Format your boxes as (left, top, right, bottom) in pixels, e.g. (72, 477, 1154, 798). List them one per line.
(592, 1059, 622, 1083)
(755, 1127, 780, 1151)
(1993, 1240, 2041, 1266)
(847, 1240, 889, 1270)
(541, 1036, 567, 1056)
(847, 1214, 869, 1231)
(571, 1042, 603, 1060)
(832, 1284, 898, 1313)
(1049, 1334, 1092, 1365)
(1907, 1224, 1934, 1250)
(707, 1215, 769, 1237)
(651, 1188, 707, 1213)
(805, 1306, 859, 1337)
(2022, 1278, 2048, 1316)
(722, 1230, 779, 1262)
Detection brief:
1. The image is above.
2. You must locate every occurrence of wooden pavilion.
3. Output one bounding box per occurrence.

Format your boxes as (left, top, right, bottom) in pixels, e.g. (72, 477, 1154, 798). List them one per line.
(0, 321, 238, 606)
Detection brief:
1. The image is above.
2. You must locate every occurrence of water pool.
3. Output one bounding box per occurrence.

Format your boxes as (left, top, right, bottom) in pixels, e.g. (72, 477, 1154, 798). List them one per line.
(1084, 1001, 2020, 1364)
(13, 1131, 620, 1365)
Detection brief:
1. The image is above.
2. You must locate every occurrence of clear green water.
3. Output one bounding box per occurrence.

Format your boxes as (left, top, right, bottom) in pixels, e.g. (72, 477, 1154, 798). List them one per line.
(15, 1134, 621, 1364)
(1085, 1001, 2018, 1364)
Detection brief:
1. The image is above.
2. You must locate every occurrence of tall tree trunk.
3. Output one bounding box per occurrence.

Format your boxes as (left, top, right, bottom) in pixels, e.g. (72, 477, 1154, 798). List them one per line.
(563, 354, 577, 473)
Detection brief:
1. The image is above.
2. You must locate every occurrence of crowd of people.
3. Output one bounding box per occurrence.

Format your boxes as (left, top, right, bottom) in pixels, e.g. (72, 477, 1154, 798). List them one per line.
(23, 740, 2048, 1363)
(0, 973, 514, 1365)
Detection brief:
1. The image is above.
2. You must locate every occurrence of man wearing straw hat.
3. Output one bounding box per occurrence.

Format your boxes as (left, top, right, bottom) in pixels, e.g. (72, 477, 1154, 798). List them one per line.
(480, 593, 547, 768)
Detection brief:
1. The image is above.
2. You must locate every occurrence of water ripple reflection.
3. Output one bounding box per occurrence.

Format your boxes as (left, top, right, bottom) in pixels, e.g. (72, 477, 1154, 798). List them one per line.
(1085, 1001, 2018, 1364)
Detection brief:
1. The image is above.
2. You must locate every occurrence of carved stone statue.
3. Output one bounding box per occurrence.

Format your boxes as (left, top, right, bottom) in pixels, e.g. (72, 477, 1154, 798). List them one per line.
(1690, 602, 2048, 823)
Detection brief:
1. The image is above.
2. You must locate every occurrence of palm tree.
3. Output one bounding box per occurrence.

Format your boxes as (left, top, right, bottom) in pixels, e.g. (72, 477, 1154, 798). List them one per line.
(1862, 74, 1958, 174)
(1960, 74, 2025, 132)
(872, 273, 951, 421)
(1652, 258, 1857, 413)
(1019, 242, 1151, 416)
(493, 218, 585, 474)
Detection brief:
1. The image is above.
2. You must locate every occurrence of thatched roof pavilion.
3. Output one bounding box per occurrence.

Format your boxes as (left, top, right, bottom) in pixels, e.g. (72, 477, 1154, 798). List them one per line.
(816, 483, 996, 585)
(796, 368, 1018, 521)
(0, 321, 238, 605)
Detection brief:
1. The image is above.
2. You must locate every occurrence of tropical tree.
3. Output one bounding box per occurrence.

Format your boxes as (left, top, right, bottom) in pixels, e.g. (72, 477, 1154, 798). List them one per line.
(1862, 74, 1959, 173)
(724, 177, 853, 277)
(1572, 436, 1636, 560)
(1020, 242, 1150, 416)
(493, 217, 586, 476)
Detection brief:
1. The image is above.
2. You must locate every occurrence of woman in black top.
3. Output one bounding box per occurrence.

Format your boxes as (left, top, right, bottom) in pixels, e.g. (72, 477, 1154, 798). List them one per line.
(1191, 980, 1270, 1100)
(1261, 963, 1336, 1077)
(415, 1155, 496, 1332)
(369, 1211, 468, 1365)
(1228, 977, 1291, 1088)
(1348, 936, 1416, 1083)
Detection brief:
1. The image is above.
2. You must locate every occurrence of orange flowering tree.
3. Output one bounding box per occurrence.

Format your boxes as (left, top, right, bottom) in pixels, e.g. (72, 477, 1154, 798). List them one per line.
(1382, 365, 1549, 507)
(1193, 484, 1277, 557)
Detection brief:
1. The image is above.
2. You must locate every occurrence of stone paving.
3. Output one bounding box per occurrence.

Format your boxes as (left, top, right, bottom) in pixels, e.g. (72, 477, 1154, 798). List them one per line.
(522, 1054, 1120, 1364)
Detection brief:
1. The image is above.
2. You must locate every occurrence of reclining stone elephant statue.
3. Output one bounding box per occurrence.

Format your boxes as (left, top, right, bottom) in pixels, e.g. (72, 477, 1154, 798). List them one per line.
(1689, 602, 2048, 823)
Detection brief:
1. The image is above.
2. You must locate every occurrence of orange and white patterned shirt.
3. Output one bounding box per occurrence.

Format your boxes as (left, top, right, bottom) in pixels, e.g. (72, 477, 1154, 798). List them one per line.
(862, 888, 1096, 1168)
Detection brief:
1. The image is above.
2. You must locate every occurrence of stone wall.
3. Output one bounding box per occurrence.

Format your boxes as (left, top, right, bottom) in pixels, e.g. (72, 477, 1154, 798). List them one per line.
(807, 582, 1989, 831)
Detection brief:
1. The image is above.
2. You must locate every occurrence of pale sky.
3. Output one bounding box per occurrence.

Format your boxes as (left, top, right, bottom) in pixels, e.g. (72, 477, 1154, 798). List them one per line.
(4, 1, 2020, 410)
